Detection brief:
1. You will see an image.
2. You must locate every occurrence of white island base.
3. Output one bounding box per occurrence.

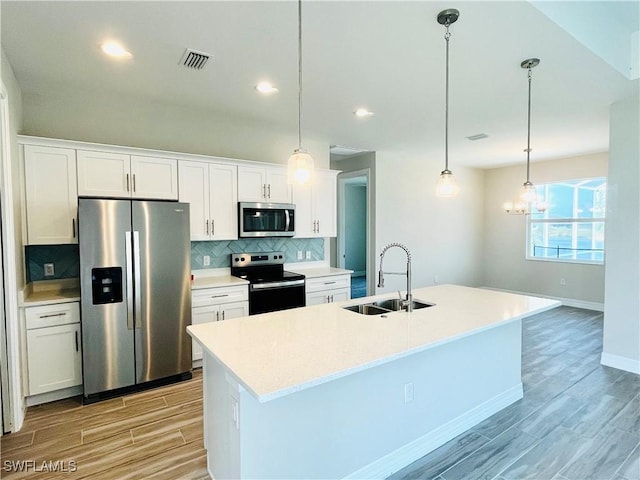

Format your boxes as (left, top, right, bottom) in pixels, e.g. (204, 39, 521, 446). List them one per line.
(190, 285, 559, 479)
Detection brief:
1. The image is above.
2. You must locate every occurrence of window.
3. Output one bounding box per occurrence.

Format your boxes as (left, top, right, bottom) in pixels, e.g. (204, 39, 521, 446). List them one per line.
(527, 177, 606, 264)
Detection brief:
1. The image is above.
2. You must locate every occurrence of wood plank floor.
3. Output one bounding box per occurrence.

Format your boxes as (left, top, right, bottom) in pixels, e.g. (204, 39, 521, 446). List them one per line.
(0, 370, 209, 480)
(389, 306, 640, 480)
(2, 306, 638, 479)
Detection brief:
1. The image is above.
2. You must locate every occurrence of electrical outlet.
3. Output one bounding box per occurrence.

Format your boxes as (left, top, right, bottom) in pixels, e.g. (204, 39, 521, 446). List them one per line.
(404, 382, 414, 404)
(306, 251, 311, 260)
(560, 278, 566, 286)
(203, 255, 211, 266)
(297, 251, 303, 260)
(44, 263, 55, 277)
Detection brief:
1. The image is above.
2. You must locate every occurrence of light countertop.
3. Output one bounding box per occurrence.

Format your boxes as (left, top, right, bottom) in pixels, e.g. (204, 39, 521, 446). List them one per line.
(192, 274, 248, 290)
(20, 279, 80, 306)
(288, 266, 353, 279)
(188, 284, 560, 403)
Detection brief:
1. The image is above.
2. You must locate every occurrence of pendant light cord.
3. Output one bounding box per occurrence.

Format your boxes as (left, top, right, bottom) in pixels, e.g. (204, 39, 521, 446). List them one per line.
(297, 0, 303, 151)
(525, 66, 532, 183)
(444, 23, 451, 172)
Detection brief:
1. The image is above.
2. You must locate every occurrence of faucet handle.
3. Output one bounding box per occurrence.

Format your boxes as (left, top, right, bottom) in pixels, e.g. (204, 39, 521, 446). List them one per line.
(397, 290, 402, 300)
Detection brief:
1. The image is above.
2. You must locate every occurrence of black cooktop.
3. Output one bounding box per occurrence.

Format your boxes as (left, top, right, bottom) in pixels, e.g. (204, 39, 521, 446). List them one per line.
(230, 251, 305, 284)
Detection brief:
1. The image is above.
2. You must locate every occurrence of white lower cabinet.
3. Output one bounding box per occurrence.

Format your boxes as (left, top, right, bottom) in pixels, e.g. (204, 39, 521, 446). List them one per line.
(191, 285, 248, 362)
(305, 274, 351, 306)
(25, 302, 82, 396)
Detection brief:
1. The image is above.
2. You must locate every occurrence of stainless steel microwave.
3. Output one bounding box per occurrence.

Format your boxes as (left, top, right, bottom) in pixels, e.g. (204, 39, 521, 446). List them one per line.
(238, 202, 295, 237)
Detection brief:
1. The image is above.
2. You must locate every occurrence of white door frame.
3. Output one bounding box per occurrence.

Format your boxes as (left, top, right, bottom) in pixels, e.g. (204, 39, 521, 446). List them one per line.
(0, 83, 23, 432)
(337, 168, 372, 295)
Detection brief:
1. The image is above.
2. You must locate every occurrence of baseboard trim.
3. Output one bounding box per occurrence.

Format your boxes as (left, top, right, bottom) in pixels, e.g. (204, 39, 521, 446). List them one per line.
(26, 385, 83, 407)
(480, 287, 604, 312)
(344, 383, 523, 479)
(601, 353, 640, 374)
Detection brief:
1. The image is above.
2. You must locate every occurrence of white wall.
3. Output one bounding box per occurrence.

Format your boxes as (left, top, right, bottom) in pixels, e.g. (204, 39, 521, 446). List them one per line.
(21, 86, 330, 168)
(483, 153, 607, 307)
(602, 93, 640, 374)
(375, 149, 484, 294)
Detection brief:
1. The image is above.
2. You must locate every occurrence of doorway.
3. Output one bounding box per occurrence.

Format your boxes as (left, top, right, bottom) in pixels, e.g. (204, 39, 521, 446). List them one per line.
(337, 170, 372, 299)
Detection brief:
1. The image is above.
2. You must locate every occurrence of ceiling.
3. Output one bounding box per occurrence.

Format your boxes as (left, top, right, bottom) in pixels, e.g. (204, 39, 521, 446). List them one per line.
(1, 1, 638, 169)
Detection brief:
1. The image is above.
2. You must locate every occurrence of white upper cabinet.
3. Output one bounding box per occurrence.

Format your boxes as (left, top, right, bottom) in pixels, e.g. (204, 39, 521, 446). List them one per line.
(77, 150, 178, 200)
(179, 160, 238, 241)
(293, 170, 338, 238)
(24, 145, 78, 245)
(130, 155, 178, 200)
(237, 165, 291, 203)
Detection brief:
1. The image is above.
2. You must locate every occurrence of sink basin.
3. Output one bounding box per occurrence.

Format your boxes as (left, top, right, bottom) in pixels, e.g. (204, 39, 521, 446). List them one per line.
(342, 304, 390, 315)
(373, 299, 434, 311)
(342, 298, 435, 315)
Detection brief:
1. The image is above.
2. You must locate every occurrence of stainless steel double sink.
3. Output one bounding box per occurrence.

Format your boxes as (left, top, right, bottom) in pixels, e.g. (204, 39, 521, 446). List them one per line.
(343, 298, 434, 315)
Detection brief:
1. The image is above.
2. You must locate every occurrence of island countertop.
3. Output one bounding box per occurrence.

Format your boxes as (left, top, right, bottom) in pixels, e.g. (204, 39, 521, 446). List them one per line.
(187, 284, 559, 403)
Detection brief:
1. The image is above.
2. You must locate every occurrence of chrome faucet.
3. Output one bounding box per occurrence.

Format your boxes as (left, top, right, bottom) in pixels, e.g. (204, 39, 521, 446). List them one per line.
(377, 243, 412, 312)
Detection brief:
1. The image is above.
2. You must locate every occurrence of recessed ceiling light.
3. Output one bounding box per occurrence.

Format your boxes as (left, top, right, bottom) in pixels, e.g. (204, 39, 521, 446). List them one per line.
(101, 41, 132, 59)
(354, 108, 374, 117)
(255, 82, 279, 95)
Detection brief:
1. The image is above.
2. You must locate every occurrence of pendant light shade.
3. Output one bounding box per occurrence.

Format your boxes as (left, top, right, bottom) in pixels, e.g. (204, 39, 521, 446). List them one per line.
(288, 0, 314, 185)
(288, 148, 313, 184)
(436, 170, 459, 197)
(435, 8, 460, 198)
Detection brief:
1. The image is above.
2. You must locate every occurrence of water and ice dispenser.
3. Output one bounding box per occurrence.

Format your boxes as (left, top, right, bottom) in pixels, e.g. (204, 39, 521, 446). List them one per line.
(91, 267, 123, 304)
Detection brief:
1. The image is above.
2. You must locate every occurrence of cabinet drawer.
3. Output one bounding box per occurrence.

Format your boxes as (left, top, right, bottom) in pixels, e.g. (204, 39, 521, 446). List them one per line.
(192, 285, 249, 307)
(305, 275, 351, 293)
(25, 302, 80, 329)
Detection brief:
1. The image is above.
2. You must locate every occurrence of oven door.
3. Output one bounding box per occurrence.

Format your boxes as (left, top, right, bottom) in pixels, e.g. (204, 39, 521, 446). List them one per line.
(239, 202, 295, 237)
(249, 279, 305, 315)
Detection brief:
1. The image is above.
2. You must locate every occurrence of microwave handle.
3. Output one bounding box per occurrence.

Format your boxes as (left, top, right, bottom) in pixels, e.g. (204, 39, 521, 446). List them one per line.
(285, 209, 290, 231)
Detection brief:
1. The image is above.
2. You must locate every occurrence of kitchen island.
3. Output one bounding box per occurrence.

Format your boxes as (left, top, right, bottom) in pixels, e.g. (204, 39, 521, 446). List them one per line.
(187, 284, 559, 479)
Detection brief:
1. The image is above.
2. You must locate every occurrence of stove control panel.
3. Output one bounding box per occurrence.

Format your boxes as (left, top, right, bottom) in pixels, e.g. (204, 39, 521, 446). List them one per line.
(231, 251, 285, 268)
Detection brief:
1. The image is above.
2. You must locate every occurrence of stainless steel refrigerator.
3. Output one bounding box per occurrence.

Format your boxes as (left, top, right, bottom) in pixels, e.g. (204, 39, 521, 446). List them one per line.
(78, 198, 192, 402)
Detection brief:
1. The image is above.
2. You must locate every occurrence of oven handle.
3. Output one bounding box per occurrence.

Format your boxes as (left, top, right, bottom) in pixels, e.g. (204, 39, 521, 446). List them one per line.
(250, 279, 305, 291)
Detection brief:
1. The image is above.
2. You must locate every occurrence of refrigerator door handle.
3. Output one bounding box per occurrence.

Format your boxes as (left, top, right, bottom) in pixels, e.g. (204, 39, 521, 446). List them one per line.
(125, 231, 135, 330)
(133, 231, 142, 330)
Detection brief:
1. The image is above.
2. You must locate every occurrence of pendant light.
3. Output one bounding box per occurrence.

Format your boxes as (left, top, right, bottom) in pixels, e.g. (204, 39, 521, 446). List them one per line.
(503, 58, 547, 214)
(288, 0, 314, 185)
(435, 8, 460, 197)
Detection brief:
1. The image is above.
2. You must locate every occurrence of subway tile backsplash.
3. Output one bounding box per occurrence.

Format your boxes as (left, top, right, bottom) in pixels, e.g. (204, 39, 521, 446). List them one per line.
(191, 238, 324, 269)
(25, 238, 324, 281)
(25, 244, 80, 282)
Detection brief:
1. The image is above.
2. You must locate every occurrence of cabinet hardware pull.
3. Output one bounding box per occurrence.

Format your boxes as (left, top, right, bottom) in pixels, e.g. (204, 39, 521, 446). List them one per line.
(206, 220, 209, 235)
(262, 184, 266, 198)
(210, 294, 229, 298)
(330, 295, 334, 303)
(75, 331, 79, 352)
(216, 311, 220, 322)
(212, 219, 214, 236)
(126, 174, 130, 192)
(222, 311, 225, 320)
(267, 184, 271, 198)
(72, 219, 76, 238)
(133, 174, 136, 193)
(324, 281, 336, 285)
(317, 220, 320, 233)
(38, 313, 66, 319)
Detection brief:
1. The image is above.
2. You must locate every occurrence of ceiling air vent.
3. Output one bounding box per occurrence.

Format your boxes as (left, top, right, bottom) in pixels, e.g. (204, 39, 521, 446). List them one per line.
(180, 49, 211, 70)
(466, 133, 489, 141)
